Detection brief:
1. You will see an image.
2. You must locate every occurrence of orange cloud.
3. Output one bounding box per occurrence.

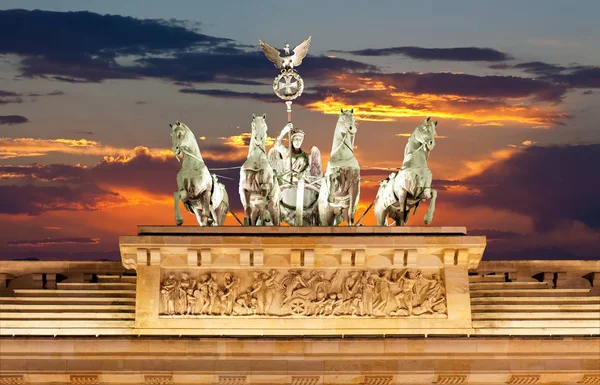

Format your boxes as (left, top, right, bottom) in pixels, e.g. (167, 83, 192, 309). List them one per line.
(455, 147, 519, 180)
(305, 76, 565, 127)
(0, 136, 253, 164)
(0, 137, 169, 160)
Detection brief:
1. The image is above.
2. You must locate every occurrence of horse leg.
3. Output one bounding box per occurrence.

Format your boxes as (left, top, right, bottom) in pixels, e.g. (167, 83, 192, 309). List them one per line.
(324, 207, 336, 226)
(243, 190, 253, 225)
(194, 191, 211, 226)
(267, 199, 280, 226)
(328, 174, 336, 203)
(174, 191, 186, 226)
(214, 200, 228, 226)
(395, 190, 408, 226)
(374, 198, 386, 226)
(424, 188, 437, 225)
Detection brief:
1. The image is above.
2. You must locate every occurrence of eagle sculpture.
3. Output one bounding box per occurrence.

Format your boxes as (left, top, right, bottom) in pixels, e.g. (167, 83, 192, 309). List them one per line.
(259, 36, 312, 70)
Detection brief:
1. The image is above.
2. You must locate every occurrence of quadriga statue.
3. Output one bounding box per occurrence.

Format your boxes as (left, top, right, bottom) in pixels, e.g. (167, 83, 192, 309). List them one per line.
(373, 117, 438, 226)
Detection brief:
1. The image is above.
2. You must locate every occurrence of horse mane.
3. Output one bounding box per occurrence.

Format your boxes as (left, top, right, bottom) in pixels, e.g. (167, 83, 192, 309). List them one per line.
(330, 114, 353, 156)
(248, 118, 267, 159)
(177, 123, 203, 160)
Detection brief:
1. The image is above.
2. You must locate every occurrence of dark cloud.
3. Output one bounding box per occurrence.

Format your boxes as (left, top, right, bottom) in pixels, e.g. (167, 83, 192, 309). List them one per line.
(25, 90, 65, 97)
(513, 61, 568, 76)
(582, 90, 594, 95)
(0, 250, 119, 261)
(0, 9, 230, 57)
(469, 229, 523, 240)
(19, 54, 141, 83)
(0, 183, 123, 215)
(0, 90, 20, 97)
(371, 72, 567, 102)
(495, 61, 600, 90)
(550, 66, 600, 89)
(482, 247, 597, 261)
(488, 63, 511, 70)
(75, 131, 94, 135)
(137, 51, 376, 84)
(0, 89, 63, 105)
(339, 46, 512, 62)
(1, 10, 375, 84)
(446, 144, 600, 231)
(6, 237, 100, 247)
(179, 88, 275, 103)
(0, 91, 23, 105)
(0, 115, 29, 125)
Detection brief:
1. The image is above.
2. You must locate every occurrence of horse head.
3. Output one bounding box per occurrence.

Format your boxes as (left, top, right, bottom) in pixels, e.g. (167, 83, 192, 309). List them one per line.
(330, 108, 357, 159)
(249, 113, 268, 157)
(169, 120, 190, 157)
(337, 108, 357, 136)
(412, 117, 438, 160)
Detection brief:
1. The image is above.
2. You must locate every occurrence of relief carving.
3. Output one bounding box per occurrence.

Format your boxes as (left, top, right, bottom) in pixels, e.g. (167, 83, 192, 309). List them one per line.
(159, 268, 447, 317)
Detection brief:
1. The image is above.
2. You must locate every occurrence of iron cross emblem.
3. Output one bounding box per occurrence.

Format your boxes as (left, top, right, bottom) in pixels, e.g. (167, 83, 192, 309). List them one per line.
(278, 74, 298, 95)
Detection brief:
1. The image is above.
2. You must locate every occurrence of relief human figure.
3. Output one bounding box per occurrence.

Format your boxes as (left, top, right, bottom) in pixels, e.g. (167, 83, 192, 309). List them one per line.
(349, 293, 363, 316)
(175, 273, 191, 315)
(342, 271, 361, 300)
(262, 270, 280, 315)
(248, 271, 265, 314)
(360, 271, 375, 316)
(220, 273, 240, 316)
(195, 274, 210, 314)
(206, 273, 219, 314)
(322, 293, 338, 316)
(306, 270, 332, 298)
(234, 292, 251, 315)
(185, 279, 198, 315)
(281, 270, 308, 306)
(160, 273, 177, 315)
(412, 273, 446, 315)
(331, 293, 344, 316)
(372, 270, 396, 315)
(248, 297, 259, 315)
(311, 292, 328, 316)
(395, 270, 421, 315)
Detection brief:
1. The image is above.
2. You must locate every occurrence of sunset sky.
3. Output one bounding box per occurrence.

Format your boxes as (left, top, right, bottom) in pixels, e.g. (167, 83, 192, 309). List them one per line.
(0, 1, 598, 261)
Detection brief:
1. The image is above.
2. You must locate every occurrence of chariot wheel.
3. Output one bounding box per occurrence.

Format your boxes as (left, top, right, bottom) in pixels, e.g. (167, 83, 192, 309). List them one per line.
(289, 297, 309, 316)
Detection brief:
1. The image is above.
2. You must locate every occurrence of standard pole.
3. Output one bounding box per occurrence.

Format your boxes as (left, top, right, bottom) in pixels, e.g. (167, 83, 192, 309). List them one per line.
(286, 101, 293, 184)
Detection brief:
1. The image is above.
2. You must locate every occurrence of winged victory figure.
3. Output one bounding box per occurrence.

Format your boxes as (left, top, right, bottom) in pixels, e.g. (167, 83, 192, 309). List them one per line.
(259, 36, 312, 70)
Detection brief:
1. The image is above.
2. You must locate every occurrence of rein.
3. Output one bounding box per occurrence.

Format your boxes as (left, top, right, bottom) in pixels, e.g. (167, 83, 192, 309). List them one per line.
(331, 126, 355, 156)
(174, 129, 206, 166)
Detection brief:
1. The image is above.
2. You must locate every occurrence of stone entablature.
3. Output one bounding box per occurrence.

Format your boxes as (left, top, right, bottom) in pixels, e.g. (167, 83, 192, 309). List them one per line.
(119, 226, 483, 336)
(1, 228, 599, 337)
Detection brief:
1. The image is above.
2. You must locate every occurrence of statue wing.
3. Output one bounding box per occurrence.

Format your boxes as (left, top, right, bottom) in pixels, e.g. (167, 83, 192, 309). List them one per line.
(309, 146, 323, 179)
(268, 147, 285, 177)
(291, 36, 312, 67)
(259, 39, 283, 68)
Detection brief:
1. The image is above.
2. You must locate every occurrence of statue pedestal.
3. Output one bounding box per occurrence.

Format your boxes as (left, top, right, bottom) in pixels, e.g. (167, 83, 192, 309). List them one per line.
(119, 226, 486, 336)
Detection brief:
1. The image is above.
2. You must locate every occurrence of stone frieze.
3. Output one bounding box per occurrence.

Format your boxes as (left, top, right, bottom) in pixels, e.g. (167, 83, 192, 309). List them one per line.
(160, 269, 446, 317)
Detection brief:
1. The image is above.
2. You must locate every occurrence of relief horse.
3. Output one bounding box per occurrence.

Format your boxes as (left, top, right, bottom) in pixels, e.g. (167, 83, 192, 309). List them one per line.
(239, 114, 280, 225)
(373, 117, 438, 226)
(318, 109, 361, 226)
(171, 121, 229, 226)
